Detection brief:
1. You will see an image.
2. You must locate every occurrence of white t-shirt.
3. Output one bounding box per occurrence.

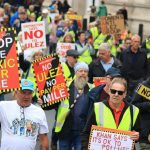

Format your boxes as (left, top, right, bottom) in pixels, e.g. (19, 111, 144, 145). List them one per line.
(0, 100, 49, 150)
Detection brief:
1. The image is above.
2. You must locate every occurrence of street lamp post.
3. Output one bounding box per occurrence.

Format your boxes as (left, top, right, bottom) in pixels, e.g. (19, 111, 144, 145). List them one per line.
(92, 0, 95, 6)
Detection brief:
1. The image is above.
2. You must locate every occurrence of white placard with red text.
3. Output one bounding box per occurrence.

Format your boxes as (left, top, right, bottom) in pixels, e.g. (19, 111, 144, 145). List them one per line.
(89, 125, 134, 150)
(56, 43, 75, 57)
(22, 21, 46, 51)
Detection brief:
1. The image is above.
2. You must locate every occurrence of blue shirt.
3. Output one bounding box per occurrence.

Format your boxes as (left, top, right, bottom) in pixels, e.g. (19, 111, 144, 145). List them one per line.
(101, 57, 114, 72)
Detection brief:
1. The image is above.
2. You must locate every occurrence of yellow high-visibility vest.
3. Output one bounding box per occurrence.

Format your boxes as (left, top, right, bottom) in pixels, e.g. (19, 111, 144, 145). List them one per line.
(94, 102, 139, 130)
(55, 82, 94, 132)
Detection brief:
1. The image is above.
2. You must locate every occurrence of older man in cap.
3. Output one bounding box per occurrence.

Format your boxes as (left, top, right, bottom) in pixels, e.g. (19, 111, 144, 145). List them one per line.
(61, 49, 79, 84)
(0, 79, 49, 150)
(52, 62, 93, 150)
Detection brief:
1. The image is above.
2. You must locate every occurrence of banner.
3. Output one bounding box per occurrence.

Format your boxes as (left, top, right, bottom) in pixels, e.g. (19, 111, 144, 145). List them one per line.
(100, 15, 125, 35)
(0, 28, 21, 92)
(66, 14, 82, 21)
(56, 43, 75, 57)
(22, 21, 46, 51)
(136, 84, 150, 100)
(93, 77, 106, 87)
(32, 54, 69, 108)
(88, 125, 134, 150)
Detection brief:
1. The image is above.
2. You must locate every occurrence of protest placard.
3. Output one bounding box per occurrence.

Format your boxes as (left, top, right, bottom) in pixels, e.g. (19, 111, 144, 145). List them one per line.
(100, 15, 125, 35)
(88, 125, 134, 150)
(22, 21, 46, 51)
(93, 77, 107, 87)
(66, 14, 82, 21)
(56, 43, 75, 57)
(136, 84, 150, 100)
(0, 28, 21, 92)
(32, 54, 69, 108)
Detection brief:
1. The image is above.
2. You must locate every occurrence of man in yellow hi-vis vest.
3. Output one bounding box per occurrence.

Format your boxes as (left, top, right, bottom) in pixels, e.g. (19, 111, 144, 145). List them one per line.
(52, 62, 93, 150)
(61, 49, 79, 84)
(76, 31, 95, 64)
(81, 77, 141, 149)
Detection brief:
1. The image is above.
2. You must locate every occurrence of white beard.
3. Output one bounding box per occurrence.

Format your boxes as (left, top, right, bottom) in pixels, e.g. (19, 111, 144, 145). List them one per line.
(74, 76, 88, 90)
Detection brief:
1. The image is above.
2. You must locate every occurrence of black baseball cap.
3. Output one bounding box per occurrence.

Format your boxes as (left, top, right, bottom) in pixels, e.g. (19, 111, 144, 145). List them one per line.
(105, 67, 121, 77)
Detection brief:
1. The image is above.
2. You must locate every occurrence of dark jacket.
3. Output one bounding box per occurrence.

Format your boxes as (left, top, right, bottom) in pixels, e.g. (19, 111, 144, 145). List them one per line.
(88, 57, 121, 83)
(86, 84, 106, 112)
(81, 100, 141, 150)
(57, 81, 91, 139)
(79, 84, 107, 128)
(19, 53, 31, 73)
(120, 47, 148, 80)
(132, 77, 150, 143)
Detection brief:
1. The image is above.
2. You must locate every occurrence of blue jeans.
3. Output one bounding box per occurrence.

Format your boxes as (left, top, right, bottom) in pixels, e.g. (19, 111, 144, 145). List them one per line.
(59, 132, 81, 150)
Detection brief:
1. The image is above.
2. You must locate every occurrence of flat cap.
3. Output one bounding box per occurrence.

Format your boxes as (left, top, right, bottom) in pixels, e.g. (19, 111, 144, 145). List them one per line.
(66, 50, 79, 57)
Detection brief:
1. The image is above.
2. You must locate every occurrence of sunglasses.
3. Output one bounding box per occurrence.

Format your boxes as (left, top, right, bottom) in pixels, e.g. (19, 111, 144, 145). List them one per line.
(110, 89, 124, 95)
(73, 56, 78, 59)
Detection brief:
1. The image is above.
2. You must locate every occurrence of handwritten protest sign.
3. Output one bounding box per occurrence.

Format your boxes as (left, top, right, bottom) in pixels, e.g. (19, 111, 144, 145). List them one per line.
(22, 21, 46, 51)
(66, 14, 82, 21)
(0, 28, 21, 92)
(136, 84, 150, 100)
(88, 125, 134, 150)
(93, 77, 106, 87)
(56, 43, 75, 57)
(100, 15, 125, 35)
(32, 54, 69, 108)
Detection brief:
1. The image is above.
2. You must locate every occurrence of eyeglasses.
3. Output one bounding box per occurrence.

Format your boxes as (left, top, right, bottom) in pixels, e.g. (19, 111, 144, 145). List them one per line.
(110, 89, 124, 95)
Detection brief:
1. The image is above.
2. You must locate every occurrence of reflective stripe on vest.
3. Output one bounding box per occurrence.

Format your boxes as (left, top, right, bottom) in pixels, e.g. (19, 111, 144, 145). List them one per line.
(146, 39, 150, 58)
(132, 105, 139, 128)
(94, 102, 139, 130)
(55, 99, 70, 132)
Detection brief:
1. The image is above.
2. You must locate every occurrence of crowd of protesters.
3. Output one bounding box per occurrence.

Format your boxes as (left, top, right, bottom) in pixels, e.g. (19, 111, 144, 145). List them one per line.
(0, 0, 150, 150)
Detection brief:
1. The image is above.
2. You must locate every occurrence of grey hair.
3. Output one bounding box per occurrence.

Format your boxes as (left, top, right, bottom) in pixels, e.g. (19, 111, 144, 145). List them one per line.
(131, 34, 141, 41)
(31, 49, 44, 61)
(98, 43, 110, 51)
(110, 77, 127, 91)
